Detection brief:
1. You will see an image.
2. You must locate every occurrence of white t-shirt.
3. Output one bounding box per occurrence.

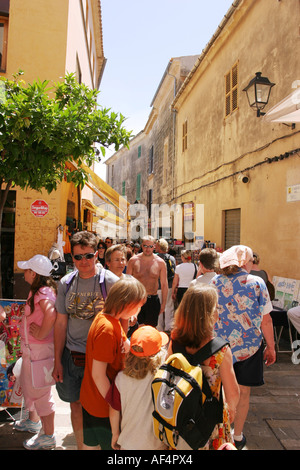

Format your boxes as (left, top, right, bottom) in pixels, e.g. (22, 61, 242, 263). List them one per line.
(190, 271, 216, 287)
(115, 370, 167, 450)
(175, 262, 196, 287)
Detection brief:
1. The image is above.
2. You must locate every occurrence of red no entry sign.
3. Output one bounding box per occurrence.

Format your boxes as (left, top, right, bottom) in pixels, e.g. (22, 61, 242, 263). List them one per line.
(31, 199, 49, 218)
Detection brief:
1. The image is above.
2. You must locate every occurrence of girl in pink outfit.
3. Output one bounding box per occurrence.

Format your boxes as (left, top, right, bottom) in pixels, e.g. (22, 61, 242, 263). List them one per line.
(14, 255, 57, 450)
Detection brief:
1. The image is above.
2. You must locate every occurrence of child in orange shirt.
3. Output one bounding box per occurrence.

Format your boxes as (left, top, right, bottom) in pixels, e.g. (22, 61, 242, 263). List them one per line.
(80, 277, 147, 450)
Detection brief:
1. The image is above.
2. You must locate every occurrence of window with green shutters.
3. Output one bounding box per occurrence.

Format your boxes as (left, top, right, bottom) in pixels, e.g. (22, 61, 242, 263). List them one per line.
(122, 180, 125, 196)
(138, 145, 141, 158)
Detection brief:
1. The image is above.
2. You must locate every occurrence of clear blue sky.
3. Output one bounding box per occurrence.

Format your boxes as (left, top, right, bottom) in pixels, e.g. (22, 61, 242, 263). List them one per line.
(97, 0, 234, 178)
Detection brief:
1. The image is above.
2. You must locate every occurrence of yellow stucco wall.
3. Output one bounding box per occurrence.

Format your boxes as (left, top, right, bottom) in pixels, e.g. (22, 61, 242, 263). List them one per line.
(0, 1, 104, 298)
(5, 0, 69, 83)
(173, 0, 300, 280)
(13, 179, 78, 272)
(0, 1, 84, 286)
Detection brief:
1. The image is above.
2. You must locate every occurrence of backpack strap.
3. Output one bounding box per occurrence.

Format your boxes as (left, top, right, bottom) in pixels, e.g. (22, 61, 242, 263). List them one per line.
(65, 270, 78, 294)
(65, 268, 108, 300)
(99, 268, 107, 300)
(171, 337, 228, 365)
(192, 337, 229, 365)
(194, 337, 228, 402)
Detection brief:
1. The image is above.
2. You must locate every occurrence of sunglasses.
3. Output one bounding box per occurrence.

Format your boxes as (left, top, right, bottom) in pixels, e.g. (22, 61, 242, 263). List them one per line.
(73, 252, 96, 261)
(143, 244, 154, 248)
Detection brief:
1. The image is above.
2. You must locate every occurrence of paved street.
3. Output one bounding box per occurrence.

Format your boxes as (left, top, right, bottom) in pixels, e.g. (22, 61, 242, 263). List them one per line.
(0, 348, 300, 451)
(243, 350, 300, 450)
(0, 386, 76, 450)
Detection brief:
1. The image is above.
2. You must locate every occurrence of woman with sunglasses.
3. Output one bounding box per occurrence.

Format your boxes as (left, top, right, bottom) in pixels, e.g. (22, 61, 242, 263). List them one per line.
(52, 231, 119, 449)
(97, 241, 107, 268)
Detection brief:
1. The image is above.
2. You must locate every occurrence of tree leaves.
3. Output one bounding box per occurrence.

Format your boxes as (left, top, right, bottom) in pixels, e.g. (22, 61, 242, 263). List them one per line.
(0, 71, 132, 194)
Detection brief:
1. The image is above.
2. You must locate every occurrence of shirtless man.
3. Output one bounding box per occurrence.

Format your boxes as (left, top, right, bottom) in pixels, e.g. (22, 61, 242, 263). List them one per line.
(126, 235, 168, 327)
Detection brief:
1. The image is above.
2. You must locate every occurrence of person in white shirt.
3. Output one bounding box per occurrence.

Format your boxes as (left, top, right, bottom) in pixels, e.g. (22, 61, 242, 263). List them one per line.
(109, 326, 169, 450)
(172, 250, 197, 305)
(190, 248, 219, 287)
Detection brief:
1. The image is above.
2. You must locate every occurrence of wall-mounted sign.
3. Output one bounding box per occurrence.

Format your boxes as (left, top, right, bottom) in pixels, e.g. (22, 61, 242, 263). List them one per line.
(31, 199, 49, 217)
(287, 184, 300, 202)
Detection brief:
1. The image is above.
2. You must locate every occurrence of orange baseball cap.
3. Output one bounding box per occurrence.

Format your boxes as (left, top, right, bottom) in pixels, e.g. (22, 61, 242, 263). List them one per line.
(130, 326, 169, 357)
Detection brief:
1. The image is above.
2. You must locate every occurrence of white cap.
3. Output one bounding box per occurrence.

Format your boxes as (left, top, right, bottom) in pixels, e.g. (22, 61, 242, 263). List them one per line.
(17, 255, 53, 277)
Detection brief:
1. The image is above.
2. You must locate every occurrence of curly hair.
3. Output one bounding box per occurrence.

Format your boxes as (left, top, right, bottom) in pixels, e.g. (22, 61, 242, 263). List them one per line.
(70, 231, 98, 254)
(122, 347, 166, 379)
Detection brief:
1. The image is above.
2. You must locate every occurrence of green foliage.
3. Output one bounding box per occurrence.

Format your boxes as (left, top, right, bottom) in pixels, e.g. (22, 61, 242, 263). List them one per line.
(0, 71, 132, 193)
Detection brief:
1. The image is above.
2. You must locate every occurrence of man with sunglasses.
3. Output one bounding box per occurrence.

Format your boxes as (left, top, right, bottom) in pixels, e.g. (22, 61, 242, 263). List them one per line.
(52, 231, 119, 449)
(126, 235, 168, 328)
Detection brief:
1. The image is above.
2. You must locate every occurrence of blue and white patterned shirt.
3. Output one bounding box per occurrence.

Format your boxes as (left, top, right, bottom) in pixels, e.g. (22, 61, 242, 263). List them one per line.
(211, 268, 273, 363)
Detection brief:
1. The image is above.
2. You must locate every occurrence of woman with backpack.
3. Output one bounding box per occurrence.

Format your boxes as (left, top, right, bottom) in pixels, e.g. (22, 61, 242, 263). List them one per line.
(167, 283, 240, 450)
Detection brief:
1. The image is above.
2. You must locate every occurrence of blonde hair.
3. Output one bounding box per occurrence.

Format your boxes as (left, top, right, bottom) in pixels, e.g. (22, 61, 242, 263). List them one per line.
(171, 284, 218, 348)
(142, 235, 155, 243)
(181, 249, 192, 260)
(104, 277, 146, 317)
(122, 347, 166, 379)
(156, 238, 168, 253)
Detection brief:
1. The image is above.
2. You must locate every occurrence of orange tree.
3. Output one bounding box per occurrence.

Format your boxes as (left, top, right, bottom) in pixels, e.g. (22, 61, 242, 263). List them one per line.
(0, 71, 131, 295)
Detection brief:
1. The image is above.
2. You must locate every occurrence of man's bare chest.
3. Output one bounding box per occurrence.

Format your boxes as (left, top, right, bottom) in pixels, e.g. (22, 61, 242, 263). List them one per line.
(133, 259, 160, 279)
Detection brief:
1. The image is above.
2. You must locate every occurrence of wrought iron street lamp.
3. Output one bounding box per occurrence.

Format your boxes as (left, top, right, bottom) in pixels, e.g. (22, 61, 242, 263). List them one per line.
(243, 72, 275, 117)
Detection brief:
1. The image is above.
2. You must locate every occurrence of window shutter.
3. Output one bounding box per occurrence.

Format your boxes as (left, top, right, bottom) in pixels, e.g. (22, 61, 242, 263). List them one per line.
(231, 64, 238, 111)
(149, 146, 154, 174)
(225, 63, 239, 117)
(224, 209, 241, 250)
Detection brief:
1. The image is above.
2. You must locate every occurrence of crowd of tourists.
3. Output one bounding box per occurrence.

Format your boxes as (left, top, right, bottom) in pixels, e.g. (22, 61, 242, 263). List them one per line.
(0, 231, 279, 451)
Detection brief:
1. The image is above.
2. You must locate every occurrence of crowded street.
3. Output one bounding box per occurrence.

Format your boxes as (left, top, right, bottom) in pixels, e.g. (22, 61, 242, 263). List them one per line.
(1, 350, 300, 451)
(0, 0, 300, 455)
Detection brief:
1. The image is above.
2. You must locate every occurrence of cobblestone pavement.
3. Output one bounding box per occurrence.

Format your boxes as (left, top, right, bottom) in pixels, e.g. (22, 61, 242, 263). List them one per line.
(1, 349, 300, 451)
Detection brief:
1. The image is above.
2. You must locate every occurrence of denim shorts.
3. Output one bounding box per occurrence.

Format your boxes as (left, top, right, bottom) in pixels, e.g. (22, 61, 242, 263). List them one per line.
(55, 347, 85, 403)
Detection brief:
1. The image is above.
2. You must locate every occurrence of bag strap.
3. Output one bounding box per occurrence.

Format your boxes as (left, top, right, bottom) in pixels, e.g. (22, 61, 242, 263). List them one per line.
(23, 315, 32, 358)
(193, 263, 197, 279)
(191, 337, 229, 365)
(65, 270, 77, 293)
(99, 268, 107, 300)
(65, 268, 107, 300)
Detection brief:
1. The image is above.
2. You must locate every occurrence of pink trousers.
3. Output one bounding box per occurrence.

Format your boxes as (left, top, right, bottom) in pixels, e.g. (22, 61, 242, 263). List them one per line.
(20, 341, 55, 417)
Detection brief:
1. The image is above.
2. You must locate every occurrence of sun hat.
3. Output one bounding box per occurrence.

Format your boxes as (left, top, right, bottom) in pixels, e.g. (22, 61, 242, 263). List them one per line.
(219, 245, 253, 269)
(17, 254, 53, 277)
(130, 326, 169, 357)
